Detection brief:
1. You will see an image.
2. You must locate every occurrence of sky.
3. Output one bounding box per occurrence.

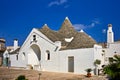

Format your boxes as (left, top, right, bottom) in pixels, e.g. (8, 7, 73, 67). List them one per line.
(0, 0, 120, 46)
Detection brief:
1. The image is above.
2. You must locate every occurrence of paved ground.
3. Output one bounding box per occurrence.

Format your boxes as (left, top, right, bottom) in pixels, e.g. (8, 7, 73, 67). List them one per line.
(0, 67, 108, 80)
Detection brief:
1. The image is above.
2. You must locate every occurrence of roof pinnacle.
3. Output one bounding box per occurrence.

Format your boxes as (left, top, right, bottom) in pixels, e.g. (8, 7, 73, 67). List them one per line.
(42, 23, 50, 29)
(44, 24, 47, 26)
(65, 16, 69, 20)
(108, 24, 112, 27)
(80, 29, 84, 32)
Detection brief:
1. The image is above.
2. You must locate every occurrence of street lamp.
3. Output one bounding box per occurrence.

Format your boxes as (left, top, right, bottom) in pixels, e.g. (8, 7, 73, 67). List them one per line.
(38, 72, 42, 80)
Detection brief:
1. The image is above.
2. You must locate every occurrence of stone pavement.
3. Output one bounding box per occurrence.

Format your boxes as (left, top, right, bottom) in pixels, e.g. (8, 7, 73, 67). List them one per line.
(0, 67, 108, 80)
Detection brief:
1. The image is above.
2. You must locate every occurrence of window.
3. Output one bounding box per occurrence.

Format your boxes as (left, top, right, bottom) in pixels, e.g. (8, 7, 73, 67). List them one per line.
(23, 52, 25, 56)
(33, 35, 36, 41)
(22, 52, 25, 60)
(16, 54, 18, 60)
(47, 53, 50, 60)
(54, 46, 58, 51)
(46, 50, 50, 60)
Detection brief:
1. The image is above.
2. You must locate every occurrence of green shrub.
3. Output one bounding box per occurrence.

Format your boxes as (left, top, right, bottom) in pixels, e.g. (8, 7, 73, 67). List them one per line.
(85, 68, 92, 73)
(94, 59, 101, 66)
(103, 55, 120, 80)
(16, 75, 28, 80)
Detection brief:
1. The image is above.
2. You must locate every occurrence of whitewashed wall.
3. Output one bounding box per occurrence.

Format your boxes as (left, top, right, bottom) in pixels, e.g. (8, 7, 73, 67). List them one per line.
(106, 42, 120, 57)
(10, 28, 103, 75)
(104, 42, 120, 65)
(93, 45, 103, 68)
(58, 48, 95, 74)
(58, 45, 103, 74)
(16, 28, 58, 70)
(10, 54, 19, 67)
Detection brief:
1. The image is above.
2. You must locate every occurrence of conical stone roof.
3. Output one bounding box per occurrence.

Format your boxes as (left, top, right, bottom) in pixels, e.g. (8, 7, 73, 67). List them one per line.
(39, 17, 97, 50)
(39, 24, 60, 42)
(65, 32, 96, 49)
(58, 17, 77, 38)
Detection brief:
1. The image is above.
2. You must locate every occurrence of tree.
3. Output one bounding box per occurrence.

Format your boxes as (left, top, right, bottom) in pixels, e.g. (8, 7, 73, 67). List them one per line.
(103, 55, 120, 80)
(94, 59, 101, 66)
(16, 75, 28, 80)
(94, 59, 101, 75)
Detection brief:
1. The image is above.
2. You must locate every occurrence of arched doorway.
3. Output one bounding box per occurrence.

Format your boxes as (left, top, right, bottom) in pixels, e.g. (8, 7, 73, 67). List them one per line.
(28, 44, 41, 70)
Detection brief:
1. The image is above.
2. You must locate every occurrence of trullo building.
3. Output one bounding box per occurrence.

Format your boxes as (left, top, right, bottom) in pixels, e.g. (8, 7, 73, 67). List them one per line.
(3, 17, 120, 74)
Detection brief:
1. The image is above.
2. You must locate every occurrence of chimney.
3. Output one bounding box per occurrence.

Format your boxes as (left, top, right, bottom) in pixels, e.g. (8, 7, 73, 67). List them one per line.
(14, 39, 18, 50)
(107, 24, 114, 43)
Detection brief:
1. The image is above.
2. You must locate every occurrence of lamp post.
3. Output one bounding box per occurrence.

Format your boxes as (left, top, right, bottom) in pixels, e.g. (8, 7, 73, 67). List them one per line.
(38, 72, 41, 80)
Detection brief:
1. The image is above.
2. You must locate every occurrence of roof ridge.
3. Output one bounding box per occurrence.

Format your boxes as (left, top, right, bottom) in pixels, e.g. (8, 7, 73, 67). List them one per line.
(41, 24, 50, 30)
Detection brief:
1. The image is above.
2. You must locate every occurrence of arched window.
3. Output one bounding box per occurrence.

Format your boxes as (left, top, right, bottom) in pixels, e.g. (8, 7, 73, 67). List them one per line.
(22, 52, 25, 60)
(46, 50, 50, 60)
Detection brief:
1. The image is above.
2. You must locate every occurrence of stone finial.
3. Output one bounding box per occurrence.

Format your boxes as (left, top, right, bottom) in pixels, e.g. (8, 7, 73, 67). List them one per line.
(65, 16, 69, 20)
(108, 24, 112, 27)
(80, 29, 84, 32)
(44, 24, 47, 26)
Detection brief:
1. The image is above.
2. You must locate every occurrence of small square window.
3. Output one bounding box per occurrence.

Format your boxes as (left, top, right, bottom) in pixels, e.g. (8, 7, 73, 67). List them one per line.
(16, 54, 18, 60)
(33, 35, 36, 41)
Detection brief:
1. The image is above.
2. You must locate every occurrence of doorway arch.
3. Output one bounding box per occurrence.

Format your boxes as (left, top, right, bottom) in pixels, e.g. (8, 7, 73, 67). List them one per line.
(28, 44, 41, 69)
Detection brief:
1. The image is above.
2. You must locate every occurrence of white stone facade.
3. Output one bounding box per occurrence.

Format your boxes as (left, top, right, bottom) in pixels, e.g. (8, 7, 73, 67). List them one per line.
(3, 19, 120, 75)
(6, 28, 103, 74)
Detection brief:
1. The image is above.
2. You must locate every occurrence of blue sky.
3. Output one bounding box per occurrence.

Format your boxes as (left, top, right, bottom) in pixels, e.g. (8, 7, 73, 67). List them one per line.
(0, 0, 120, 46)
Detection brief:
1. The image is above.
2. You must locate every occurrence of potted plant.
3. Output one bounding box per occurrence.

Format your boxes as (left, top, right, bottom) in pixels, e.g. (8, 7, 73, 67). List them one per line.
(85, 68, 92, 77)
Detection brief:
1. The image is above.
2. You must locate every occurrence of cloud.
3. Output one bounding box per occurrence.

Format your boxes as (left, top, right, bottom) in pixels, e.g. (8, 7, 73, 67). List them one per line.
(60, 0, 67, 4)
(48, 0, 68, 7)
(73, 20, 100, 31)
(64, 5, 70, 8)
(102, 29, 106, 33)
(91, 23, 95, 27)
(73, 24, 86, 30)
(92, 20, 100, 24)
(73, 23, 96, 31)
